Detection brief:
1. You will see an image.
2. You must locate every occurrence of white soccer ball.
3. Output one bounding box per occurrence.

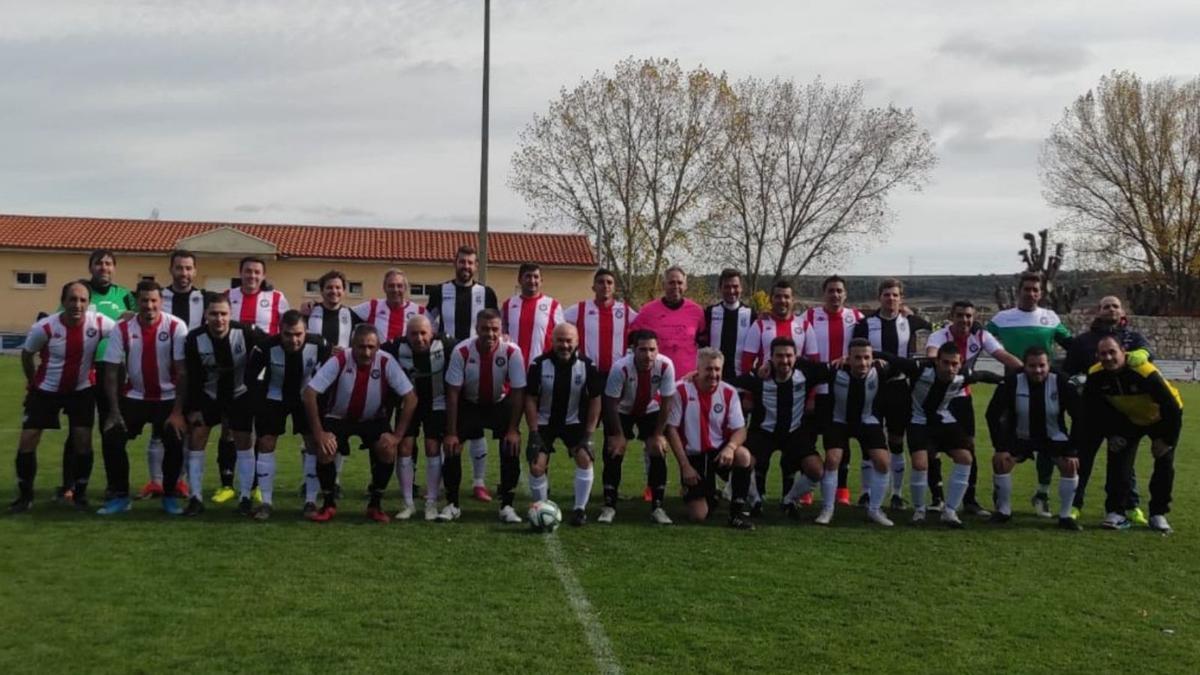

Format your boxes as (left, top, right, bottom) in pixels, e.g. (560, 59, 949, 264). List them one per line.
(528, 500, 562, 533)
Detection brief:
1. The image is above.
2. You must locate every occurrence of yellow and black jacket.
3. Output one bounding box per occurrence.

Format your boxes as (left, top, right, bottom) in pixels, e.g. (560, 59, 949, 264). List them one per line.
(1083, 361, 1183, 444)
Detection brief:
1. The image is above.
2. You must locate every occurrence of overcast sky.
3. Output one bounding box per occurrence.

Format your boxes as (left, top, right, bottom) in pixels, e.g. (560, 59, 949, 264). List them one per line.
(2, 1, 1197, 274)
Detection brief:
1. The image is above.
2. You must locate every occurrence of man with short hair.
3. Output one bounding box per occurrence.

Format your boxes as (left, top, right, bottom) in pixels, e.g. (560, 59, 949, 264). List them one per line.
(99, 281, 189, 516)
(564, 268, 637, 377)
(228, 256, 289, 335)
(704, 268, 754, 380)
(426, 244, 500, 502)
(525, 324, 604, 526)
(11, 281, 116, 513)
(501, 262, 564, 360)
(803, 275, 864, 505)
(986, 271, 1072, 517)
(665, 348, 756, 529)
(307, 270, 361, 352)
(354, 269, 426, 342)
(246, 310, 329, 520)
(182, 294, 262, 516)
(383, 315, 456, 521)
(443, 308, 527, 523)
(602, 329, 676, 524)
(629, 266, 706, 380)
(852, 278, 931, 509)
(304, 324, 417, 523)
(986, 346, 1083, 530)
(1082, 336, 1182, 533)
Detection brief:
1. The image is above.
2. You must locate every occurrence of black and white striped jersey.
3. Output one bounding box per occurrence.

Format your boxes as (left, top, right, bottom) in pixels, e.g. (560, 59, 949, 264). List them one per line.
(162, 286, 206, 330)
(185, 322, 261, 402)
(385, 336, 455, 412)
(246, 334, 329, 405)
(526, 352, 604, 428)
(426, 281, 499, 342)
(306, 304, 359, 351)
(702, 302, 753, 379)
(734, 361, 832, 434)
(986, 371, 1079, 444)
(852, 312, 931, 360)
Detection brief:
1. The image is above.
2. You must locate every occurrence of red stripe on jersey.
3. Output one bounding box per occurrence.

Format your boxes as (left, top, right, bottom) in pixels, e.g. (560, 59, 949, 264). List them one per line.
(326, 352, 349, 413)
(387, 302, 405, 341)
(574, 301, 587, 359)
(345, 359, 371, 421)
(238, 291, 258, 325)
(478, 343, 495, 405)
(59, 319, 84, 394)
(828, 311, 845, 361)
(517, 296, 537, 358)
(33, 323, 51, 389)
(597, 302, 613, 372)
(141, 317, 162, 400)
(632, 366, 651, 417)
(269, 292, 282, 334)
(366, 300, 379, 325)
(697, 387, 713, 452)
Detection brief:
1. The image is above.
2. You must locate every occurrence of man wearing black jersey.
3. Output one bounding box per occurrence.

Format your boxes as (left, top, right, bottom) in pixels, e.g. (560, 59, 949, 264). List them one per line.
(702, 268, 753, 380)
(306, 270, 360, 353)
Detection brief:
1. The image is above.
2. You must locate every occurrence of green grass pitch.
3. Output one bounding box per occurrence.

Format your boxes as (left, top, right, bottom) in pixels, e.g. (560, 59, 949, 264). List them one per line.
(0, 355, 1196, 673)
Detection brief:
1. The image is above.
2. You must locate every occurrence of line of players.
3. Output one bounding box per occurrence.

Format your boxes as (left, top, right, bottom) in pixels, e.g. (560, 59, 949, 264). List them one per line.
(10, 252, 1182, 532)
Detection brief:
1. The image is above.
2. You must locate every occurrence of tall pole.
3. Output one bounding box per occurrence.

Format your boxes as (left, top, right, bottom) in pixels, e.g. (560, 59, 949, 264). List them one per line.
(478, 0, 490, 284)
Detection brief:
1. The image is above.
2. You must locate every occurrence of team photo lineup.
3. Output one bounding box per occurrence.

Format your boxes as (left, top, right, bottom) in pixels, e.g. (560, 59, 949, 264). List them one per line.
(14, 245, 1182, 534)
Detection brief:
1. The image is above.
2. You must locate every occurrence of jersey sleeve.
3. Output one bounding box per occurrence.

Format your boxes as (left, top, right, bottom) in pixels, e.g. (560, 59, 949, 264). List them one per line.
(551, 300, 565, 325)
(99, 315, 117, 336)
(424, 286, 442, 327)
(980, 330, 1004, 355)
(351, 300, 372, 321)
(307, 357, 341, 395)
(984, 377, 1015, 447)
(385, 358, 414, 397)
(851, 318, 868, 340)
(277, 292, 290, 314)
(484, 286, 499, 310)
(659, 359, 678, 396)
(23, 320, 49, 353)
(121, 288, 136, 311)
(726, 389, 746, 430)
(604, 366, 625, 399)
(101, 325, 125, 364)
(925, 329, 947, 350)
(525, 358, 542, 397)
(585, 361, 605, 398)
(666, 387, 683, 427)
(562, 303, 578, 325)
(171, 321, 188, 361)
(445, 347, 466, 387)
(507, 346, 527, 389)
(739, 321, 762, 375)
(500, 298, 512, 335)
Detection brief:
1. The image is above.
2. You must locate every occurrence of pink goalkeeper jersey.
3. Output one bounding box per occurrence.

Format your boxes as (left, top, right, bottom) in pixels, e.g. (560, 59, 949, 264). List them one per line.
(629, 298, 705, 376)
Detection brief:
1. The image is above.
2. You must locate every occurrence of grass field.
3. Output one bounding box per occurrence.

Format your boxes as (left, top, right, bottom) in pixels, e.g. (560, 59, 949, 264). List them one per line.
(0, 354, 1196, 674)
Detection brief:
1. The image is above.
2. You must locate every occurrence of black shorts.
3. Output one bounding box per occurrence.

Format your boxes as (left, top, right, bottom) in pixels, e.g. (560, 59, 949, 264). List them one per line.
(1003, 438, 1074, 461)
(618, 412, 659, 441)
(682, 452, 731, 503)
(115, 398, 178, 440)
(746, 426, 818, 461)
(255, 399, 311, 437)
(458, 398, 516, 441)
(810, 393, 833, 433)
(880, 378, 911, 436)
(948, 395, 975, 438)
(404, 405, 446, 440)
(907, 423, 970, 454)
(528, 424, 591, 463)
(22, 387, 96, 430)
(187, 394, 254, 432)
(323, 417, 391, 456)
(824, 423, 887, 452)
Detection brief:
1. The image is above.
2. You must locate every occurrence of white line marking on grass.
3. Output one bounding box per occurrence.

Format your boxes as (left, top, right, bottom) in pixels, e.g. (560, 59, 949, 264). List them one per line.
(543, 534, 623, 675)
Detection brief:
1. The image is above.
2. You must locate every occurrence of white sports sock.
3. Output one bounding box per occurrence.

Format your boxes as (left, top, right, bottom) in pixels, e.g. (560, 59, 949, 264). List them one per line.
(946, 463, 971, 512)
(470, 438, 487, 486)
(333, 453, 345, 480)
(256, 453, 276, 505)
(425, 454, 442, 503)
(869, 467, 888, 512)
(187, 450, 205, 501)
(994, 472, 1013, 515)
(303, 453, 319, 504)
(1058, 475, 1079, 518)
(235, 449, 255, 498)
(821, 469, 838, 510)
(399, 456, 415, 506)
(574, 466, 594, 510)
(910, 469, 928, 511)
(146, 436, 165, 483)
(890, 453, 906, 497)
(784, 473, 816, 503)
(860, 459, 873, 497)
(529, 473, 549, 502)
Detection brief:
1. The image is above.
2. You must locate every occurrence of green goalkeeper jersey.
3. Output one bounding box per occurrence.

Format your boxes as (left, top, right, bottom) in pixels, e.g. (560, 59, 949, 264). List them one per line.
(985, 306, 1071, 361)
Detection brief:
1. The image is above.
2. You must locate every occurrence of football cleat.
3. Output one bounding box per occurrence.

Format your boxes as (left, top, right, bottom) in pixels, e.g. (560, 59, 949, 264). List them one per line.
(498, 505, 522, 524)
(782, 503, 800, 521)
(835, 488, 851, 506)
(799, 492, 813, 506)
(135, 481, 164, 500)
(161, 496, 184, 516)
(253, 504, 273, 521)
(857, 492, 870, 507)
(1069, 506, 1081, 521)
(301, 502, 318, 519)
(1128, 507, 1149, 526)
(866, 509, 894, 527)
(815, 507, 835, 526)
(52, 487, 73, 505)
(728, 513, 756, 530)
(940, 509, 965, 529)
(649, 507, 673, 525)
(366, 506, 390, 524)
(308, 505, 337, 522)
(597, 506, 616, 524)
(1031, 492, 1052, 518)
(472, 485, 493, 503)
(928, 498, 945, 513)
(1148, 514, 1172, 533)
(394, 504, 415, 521)
(182, 497, 205, 517)
(424, 502, 440, 522)
(436, 504, 462, 522)
(237, 498, 254, 517)
(174, 480, 190, 499)
(989, 512, 1012, 524)
(212, 486, 236, 504)
(251, 487, 263, 505)
(96, 497, 132, 516)
(911, 508, 927, 524)
(962, 501, 991, 518)
(890, 495, 908, 512)
(1101, 512, 1131, 530)
(8, 497, 33, 514)
(1057, 516, 1082, 531)
(642, 485, 653, 503)
(570, 508, 587, 527)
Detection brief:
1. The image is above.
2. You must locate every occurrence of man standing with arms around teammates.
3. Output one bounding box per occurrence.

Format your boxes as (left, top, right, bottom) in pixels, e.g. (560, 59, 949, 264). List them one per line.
(986, 271, 1072, 518)
(427, 244, 499, 502)
(99, 281, 190, 516)
(525, 324, 604, 526)
(443, 309, 527, 523)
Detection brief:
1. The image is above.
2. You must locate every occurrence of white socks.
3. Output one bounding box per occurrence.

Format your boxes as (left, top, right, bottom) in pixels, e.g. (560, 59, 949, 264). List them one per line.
(910, 469, 928, 511)
(868, 467, 888, 512)
(470, 438, 487, 486)
(235, 449, 255, 499)
(187, 450, 205, 500)
(890, 453, 905, 497)
(256, 453, 276, 505)
(784, 473, 816, 503)
(303, 453, 319, 504)
(399, 456, 415, 506)
(994, 472, 1013, 515)
(946, 463, 971, 512)
(860, 459, 872, 497)
(147, 436, 165, 483)
(529, 473, 549, 502)
(425, 454, 442, 504)
(821, 470, 838, 510)
(574, 466, 593, 510)
(1058, 475, 1078, 518)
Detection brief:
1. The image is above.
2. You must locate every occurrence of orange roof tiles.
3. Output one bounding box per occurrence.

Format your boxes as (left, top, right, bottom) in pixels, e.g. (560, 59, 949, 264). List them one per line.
(0, 214, 596, 267)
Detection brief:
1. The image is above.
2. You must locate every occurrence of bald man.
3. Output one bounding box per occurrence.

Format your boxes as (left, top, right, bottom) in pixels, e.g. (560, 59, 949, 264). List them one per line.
(524, 323, 605, 526)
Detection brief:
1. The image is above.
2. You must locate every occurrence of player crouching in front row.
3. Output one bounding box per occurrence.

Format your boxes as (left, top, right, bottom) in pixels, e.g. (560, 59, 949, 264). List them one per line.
(666, 348, 756, 530)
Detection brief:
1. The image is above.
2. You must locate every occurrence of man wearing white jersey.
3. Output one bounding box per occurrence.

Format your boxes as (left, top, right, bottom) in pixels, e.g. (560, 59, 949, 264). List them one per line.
(602, 329, 676, 524)
(353, 269, 426, 342)
(425, 244, 500, 502)
(304, 323, 417, 523)
(444, 309, 528, 523)
(501, 262, 563, 362)
(11, 281, 116, 513)
(563, 268, 636, 377)
(99, 281, 189, 516)
(307, 270, 360, 352)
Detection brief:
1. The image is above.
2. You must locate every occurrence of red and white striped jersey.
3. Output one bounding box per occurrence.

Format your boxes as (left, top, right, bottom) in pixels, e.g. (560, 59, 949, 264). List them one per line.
(501, 293, 563, 360)
(353, 299, 426, 342)
(803, 306, 864, 394)
(445, 337, 527, 405)
(228, 287, 289, 335)
(102, 314, 188, 401)
(926, 324, 1004, 397)
(308, 350, 413, 422)
(564, 299, 636, 373)
(667, 380, 745, 454)
(604, 353, 676, 416)
(23, 311, 116, 394)
(740, 315, 816, 375)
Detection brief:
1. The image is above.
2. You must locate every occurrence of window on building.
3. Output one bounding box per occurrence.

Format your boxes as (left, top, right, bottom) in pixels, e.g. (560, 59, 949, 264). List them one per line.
(409, 283, 428, 297)
(14, 271, 47, 289)
(305, 280, 321, 296)
(348, 282, 364, 297)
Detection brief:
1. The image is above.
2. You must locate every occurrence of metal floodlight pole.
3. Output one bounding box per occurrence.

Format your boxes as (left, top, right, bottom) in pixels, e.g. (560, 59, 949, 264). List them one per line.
(478, 0, 490, 284)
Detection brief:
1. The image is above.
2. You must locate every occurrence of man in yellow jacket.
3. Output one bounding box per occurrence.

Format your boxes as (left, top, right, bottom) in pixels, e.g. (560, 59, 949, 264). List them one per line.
(1083, 336, 1182, 533)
